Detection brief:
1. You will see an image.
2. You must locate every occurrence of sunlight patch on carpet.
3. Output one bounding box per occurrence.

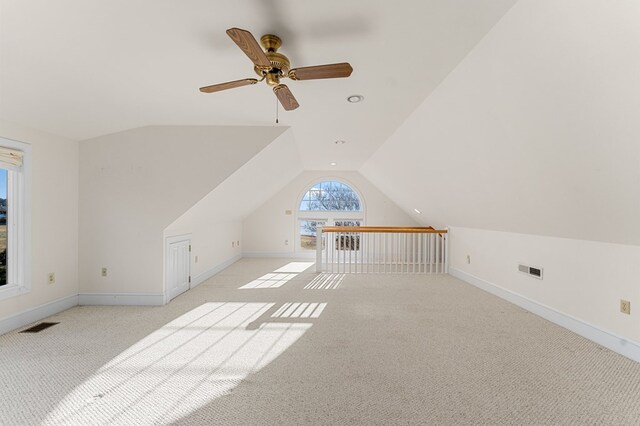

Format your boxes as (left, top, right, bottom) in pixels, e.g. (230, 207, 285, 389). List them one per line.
(43, 303, 312, 425)
(239, 273, 298, 289)
(239, 262, 314, 289)
(304, 274, 345, 290)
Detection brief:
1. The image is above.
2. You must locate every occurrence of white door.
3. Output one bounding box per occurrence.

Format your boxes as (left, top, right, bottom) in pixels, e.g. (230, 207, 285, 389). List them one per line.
(167, 237, 191, 302)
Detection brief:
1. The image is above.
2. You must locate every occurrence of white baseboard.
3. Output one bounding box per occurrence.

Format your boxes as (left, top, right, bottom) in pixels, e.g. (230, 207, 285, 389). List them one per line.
(0, 294, 78, 336)
(78, 293, 165, 306)
(449, 267, 640, 363)
(191, 254, 242, 288)
(242, 251, 316, 259)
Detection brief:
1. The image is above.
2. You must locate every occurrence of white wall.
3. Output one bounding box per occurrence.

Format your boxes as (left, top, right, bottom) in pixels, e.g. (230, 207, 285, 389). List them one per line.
(0, 121, 78, 319)
(360, 1, 640, 348)
(242, 170, 419, 256)
(449, 227, 640, 343)
(79, 126, 284, 298)
(165, 129, 302, 282)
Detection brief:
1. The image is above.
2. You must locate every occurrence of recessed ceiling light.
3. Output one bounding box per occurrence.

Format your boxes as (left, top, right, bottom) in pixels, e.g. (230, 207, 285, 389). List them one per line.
(330, 162, 337, 166)
(414, 209, 421, 214)
(334, 140, 346, 145)
(347, 95, 364, 103)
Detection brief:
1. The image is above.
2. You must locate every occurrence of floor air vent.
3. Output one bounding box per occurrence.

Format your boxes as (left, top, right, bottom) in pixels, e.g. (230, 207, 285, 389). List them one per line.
(20, 322, 59, 333)
(518, 264, 543, 280)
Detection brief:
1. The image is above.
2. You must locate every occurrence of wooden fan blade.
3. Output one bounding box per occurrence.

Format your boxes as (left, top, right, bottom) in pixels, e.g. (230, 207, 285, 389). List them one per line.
(288, 62, 353, 81)
(273, 84, 299, 111)
(226, 27, 272, 69)
(199, 78, 258, 93)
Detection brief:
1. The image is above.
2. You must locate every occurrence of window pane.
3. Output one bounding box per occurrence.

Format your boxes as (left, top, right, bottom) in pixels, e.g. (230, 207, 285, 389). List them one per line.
(298, 181, 361, 212)
(299, 220, 326, 250)
(333, 221, 361, 251)
(0, 168, 7, 286)
(334, 220, 361, 227)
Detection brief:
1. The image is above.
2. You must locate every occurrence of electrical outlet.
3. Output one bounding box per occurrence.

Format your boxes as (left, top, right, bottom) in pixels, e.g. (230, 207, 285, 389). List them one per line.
(195, 255, 198, 263)
(284, 239, 289, 246)
(101, 267, 107, 277)
(48, 273, 55, 284)
(620, 299, 631, 315)
(466, 255, 471, 264)
(285, 209, 292, 215)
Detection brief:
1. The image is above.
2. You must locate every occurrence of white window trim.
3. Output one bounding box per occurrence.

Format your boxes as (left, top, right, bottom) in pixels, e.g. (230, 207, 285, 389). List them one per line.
(0, 137, 31, 301)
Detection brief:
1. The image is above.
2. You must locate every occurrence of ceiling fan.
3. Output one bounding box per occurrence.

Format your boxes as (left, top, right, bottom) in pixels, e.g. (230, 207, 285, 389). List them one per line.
(199, 28, 353, 111)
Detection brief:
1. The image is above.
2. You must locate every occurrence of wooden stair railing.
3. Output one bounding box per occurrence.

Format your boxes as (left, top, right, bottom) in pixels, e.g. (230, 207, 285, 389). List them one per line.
(316, 226, 448, 274)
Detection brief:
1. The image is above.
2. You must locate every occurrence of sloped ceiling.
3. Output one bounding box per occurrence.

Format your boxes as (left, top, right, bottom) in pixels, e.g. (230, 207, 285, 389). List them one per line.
(79, 125, 286, 231)
(0, 0, 515, 169)
(361, 0, 640, 245)
(165, 128, 302, 232)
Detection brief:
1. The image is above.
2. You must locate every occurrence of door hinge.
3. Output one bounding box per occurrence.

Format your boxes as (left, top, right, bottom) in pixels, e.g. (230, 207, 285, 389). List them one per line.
(188, 275, 191, 283)
(189, 244, 191, 252)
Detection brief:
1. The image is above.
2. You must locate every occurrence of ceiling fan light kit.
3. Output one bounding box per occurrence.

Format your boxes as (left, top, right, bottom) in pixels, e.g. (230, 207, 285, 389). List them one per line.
(199, 28, 353, 111)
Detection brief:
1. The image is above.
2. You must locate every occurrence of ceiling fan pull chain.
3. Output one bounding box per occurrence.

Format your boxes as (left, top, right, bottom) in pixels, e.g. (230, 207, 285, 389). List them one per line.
(276, 97, 279, 124)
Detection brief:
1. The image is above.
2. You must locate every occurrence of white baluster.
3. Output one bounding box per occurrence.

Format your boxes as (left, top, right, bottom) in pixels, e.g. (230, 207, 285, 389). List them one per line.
(395, 233, 399, 273)
(445, 228, 449, 274)
(436, 232, 441, 274)
(430, 233, 434, 273)
(316, 227, 323, 272)
(412, 233, 415, 274)
(333, 230, 336, 273)
(418, 233, 422, 273)
(383, 233, 387, 273)
(324, 228, 328, 273)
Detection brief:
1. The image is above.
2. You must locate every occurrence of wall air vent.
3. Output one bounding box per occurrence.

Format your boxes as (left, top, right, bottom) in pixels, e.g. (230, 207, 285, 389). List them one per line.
(518, 263, 543, 280)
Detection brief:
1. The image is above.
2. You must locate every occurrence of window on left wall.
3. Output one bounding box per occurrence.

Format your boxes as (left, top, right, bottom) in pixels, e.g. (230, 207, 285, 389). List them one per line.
(0, 168, 8, 286)
(0, 139, 31, 300)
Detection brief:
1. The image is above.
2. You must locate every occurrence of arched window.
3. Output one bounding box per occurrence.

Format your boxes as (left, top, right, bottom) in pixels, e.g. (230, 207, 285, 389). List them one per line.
(299, 181, 361, 212)
(297, 180, 364, 251)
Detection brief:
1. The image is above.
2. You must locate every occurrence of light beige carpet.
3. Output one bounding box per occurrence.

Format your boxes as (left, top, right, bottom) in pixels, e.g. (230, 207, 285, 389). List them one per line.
(1, 258, 640, 425)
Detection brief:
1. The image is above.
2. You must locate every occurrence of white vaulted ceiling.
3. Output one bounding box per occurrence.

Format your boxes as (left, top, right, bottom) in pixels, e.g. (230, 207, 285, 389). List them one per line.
(0, 0, 516, 169)
(361, 0, 640, 245)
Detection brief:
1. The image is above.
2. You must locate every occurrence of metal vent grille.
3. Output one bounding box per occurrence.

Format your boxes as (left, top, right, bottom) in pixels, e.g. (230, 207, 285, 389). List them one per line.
(20, 322, 59, 333)
(518, 264, 543, 280)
